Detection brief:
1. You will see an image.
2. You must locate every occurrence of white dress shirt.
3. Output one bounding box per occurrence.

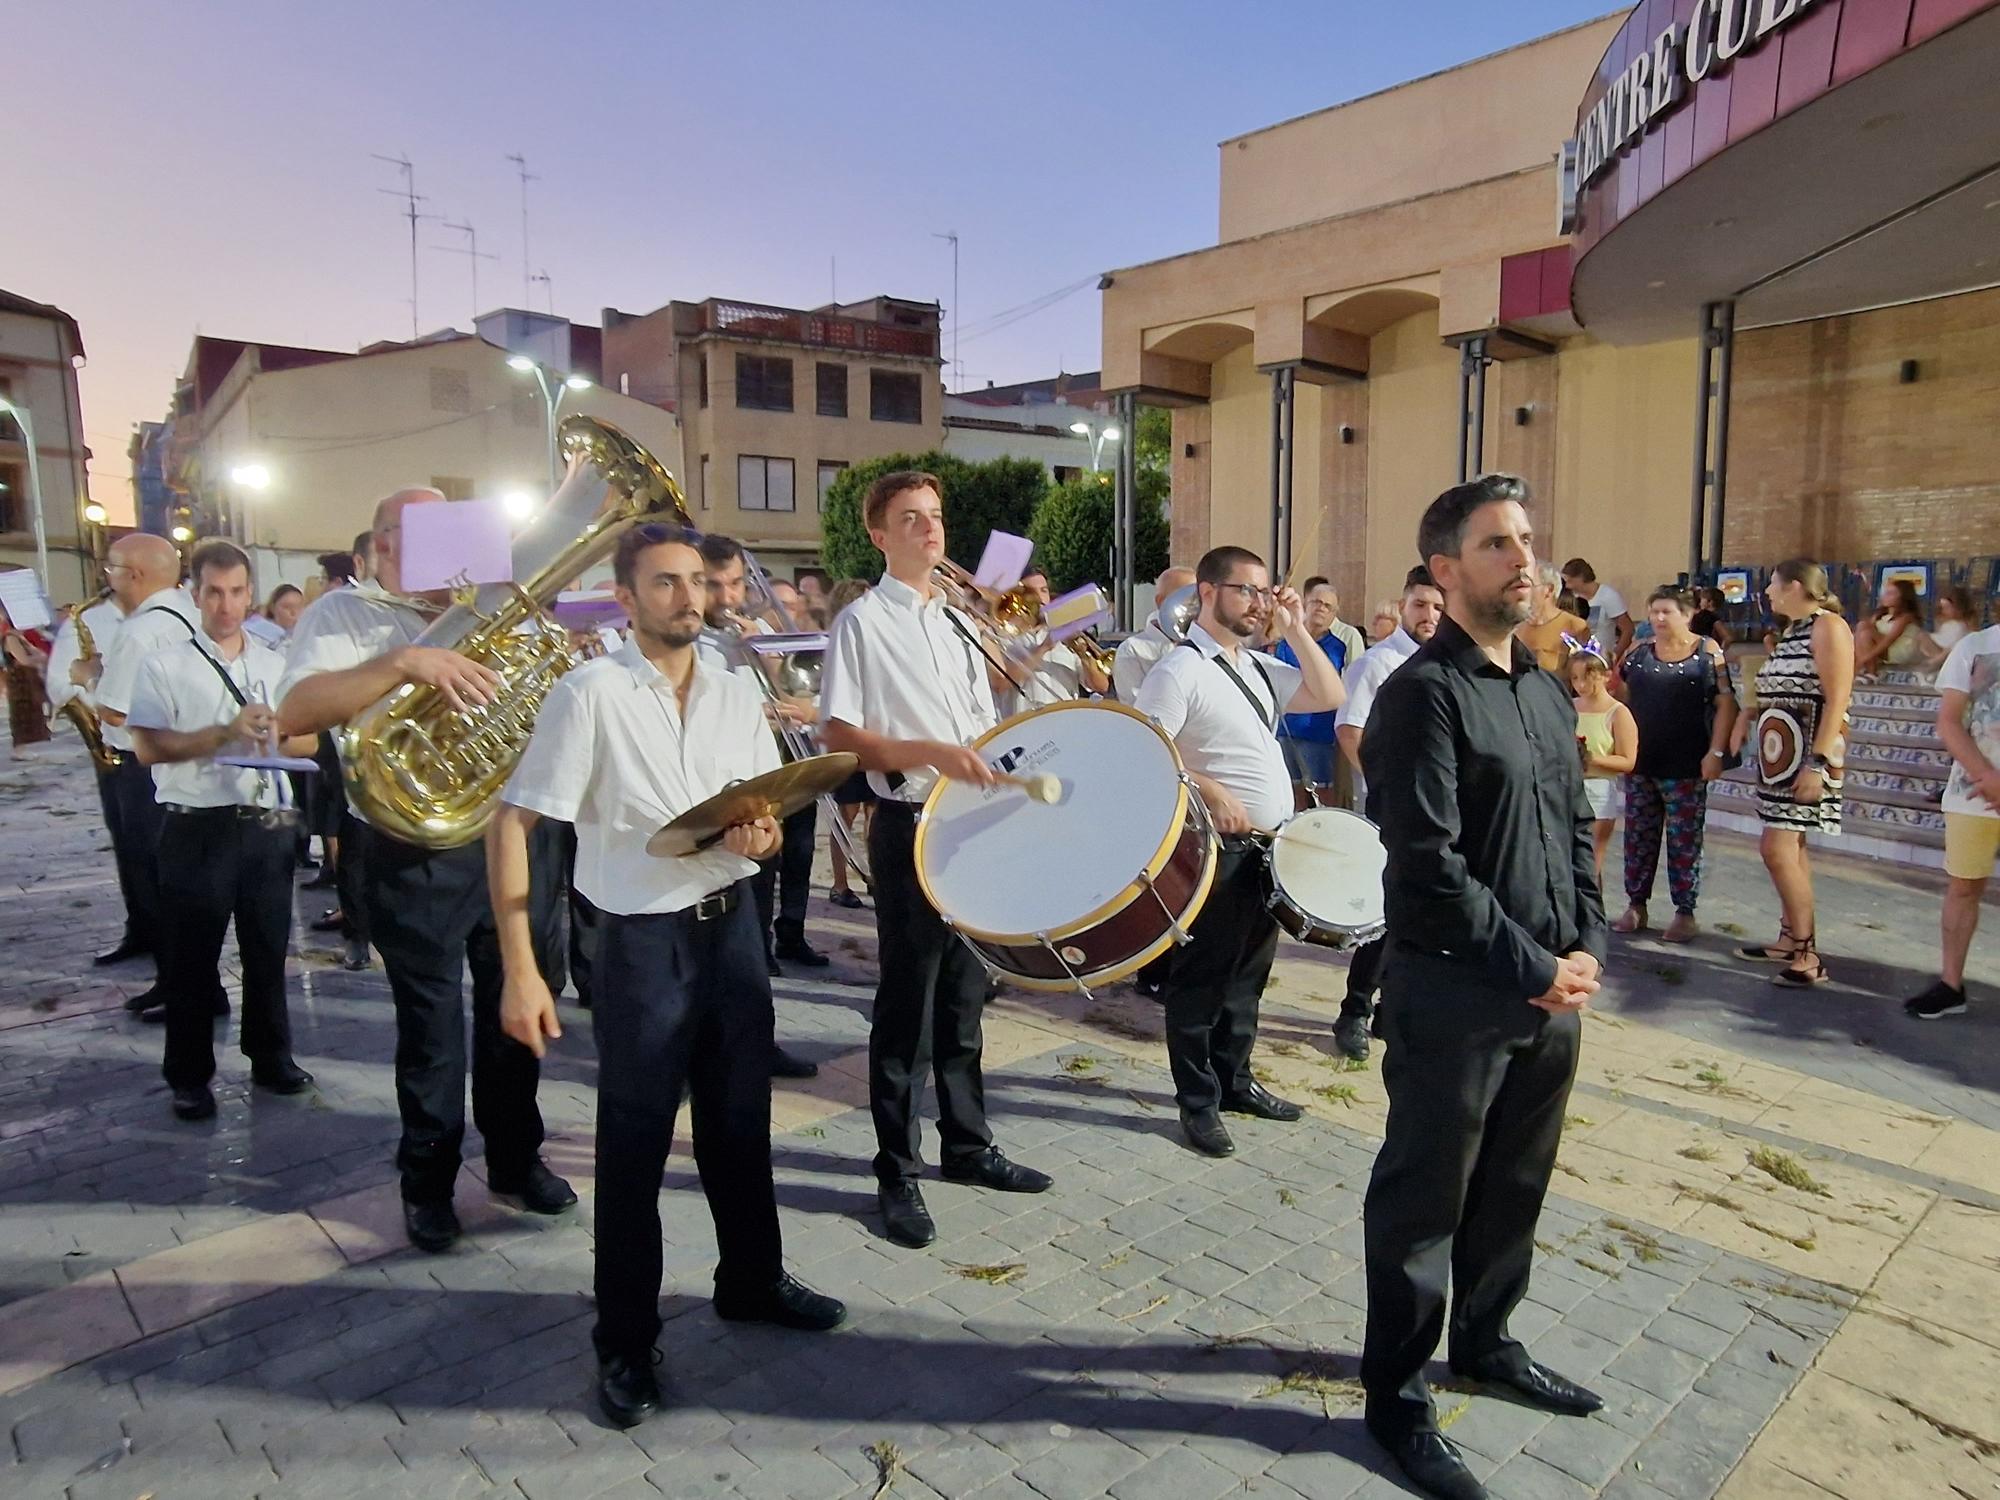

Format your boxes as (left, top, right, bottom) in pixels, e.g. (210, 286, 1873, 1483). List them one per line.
(819, 572, 998, 803)
(502, 642, 780, 915)
(45, 596, 126, 714)
(124, 633, 290, 809)
(1133, 623, 1305, 831)
(1335, 626, 1424, 809)
(1006, 636, 1086, 716)
(95, 588, 199, 752)
(1113, 617, 1172, 703)
(275, 581, 434, 816)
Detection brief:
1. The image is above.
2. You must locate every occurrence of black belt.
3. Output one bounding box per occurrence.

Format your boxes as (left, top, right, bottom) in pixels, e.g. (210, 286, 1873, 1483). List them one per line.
(686, 885, 741, 923)
(874, 799, 921, 820)
(163, 802, 293, 823)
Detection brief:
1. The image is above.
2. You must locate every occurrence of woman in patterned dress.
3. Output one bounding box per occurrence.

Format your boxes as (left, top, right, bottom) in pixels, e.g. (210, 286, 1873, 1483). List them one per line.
(1734, 559, 1854, 987)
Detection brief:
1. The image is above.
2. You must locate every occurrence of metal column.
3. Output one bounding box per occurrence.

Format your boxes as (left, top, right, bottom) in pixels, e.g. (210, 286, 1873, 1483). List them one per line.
(1689, 301, 1737, 578)
(1268, 366, 1295, 578)
(1456, 336, 1490, 484)
(1112, 390, 1138, 631)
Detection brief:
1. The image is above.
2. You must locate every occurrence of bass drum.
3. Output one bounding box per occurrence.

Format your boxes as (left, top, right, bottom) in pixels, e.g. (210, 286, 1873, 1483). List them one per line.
(916, 701, 1217, 994)
(1265, 806, 1388, 950)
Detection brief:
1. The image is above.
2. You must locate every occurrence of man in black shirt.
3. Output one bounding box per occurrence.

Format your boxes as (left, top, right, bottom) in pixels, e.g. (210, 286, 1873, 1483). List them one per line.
(1358, 475, 1609, 1500)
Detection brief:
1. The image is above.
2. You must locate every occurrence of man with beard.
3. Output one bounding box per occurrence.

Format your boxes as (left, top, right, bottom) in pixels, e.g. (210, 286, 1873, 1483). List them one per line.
(491, 524, 845, 1430)
(1330, 564, 1445, 1062)
(1132, 545, 1345, 1158)
(1358, 476, 1608, 1500)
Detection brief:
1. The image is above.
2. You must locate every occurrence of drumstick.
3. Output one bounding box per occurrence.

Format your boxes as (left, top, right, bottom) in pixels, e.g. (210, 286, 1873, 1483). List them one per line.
(995, 772, 1062, 805)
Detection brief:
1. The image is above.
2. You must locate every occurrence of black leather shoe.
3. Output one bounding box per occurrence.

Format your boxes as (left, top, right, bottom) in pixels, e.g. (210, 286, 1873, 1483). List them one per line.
(171, 1085, 216, 1121)
(124, 987, 160, 1014)
(1377, 1430, 1488, 1500)
(139, 1004, 166, 1025)
(96, 940, 150, 967)
(1180, 1107, 1235, 1157)
(878, 1179, 936, 1248)
(341, 938, 371, 971)
(310, 909, 346, 934)
(713, 1273, 847, 1331)
(766, 953, 783, 978)
(1452, 1358, 1604, 1417)
(597, 1350, 662, 1429)
(250, 1056, 314, 1094)
(403, 1199, 460, 1253)
(770, 1044, 819, 1079)
(1220, 1081, 1303, 1121)
(774, 938, 831, 968)
(487, 1159, 578, 1215)
(1333, 1011, 1372, 1061)
(940, 1147, 1052, 1193)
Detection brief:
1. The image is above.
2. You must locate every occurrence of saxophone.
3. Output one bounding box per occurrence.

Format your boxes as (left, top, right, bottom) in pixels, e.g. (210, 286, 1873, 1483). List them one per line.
(340, 416, 691, 848)
(58, 591, 124, 771)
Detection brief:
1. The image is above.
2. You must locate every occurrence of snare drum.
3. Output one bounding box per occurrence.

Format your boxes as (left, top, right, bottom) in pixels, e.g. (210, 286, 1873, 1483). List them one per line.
(916, 701, 1217, 994)
(1265, 807, 1387, 950)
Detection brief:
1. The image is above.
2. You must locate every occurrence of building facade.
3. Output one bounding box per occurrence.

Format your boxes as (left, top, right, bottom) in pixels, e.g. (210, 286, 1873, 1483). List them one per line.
(0, 290, 96, 604)
(1098, 3, 2000, 621)
(943, 372, 1109, 480)
(163, 330, 682, 589)
(602, 295, 944, 573)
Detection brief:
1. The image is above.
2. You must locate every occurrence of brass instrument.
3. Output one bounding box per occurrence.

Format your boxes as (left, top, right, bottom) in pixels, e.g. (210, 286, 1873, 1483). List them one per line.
(58, 590, 123, 771)
(1157, 582, 1201, 645)
(1068, 631, 1117, 679)
(341, 416, 690, 848)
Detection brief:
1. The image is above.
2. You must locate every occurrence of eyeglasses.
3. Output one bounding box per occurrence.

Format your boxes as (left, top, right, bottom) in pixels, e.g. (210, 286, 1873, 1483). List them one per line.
(1215, 583, 1275, 604)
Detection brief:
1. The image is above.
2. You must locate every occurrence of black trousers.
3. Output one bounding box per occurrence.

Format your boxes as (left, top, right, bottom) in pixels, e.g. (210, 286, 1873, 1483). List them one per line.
(104, 755, 166, 957)
(1361, 949, 1581, 1441)
(752, 800, 818, 947)
(1341, 935, 1387, 1019)
(867, 801, 992, 1182)
(157, 807, 296, 1090)
(336, 808, 370, 946)
(1162, 843, 1282, 1113)
(556, 822, 599, 1008)
(590, 884, 782, 1360)
(359, 821, 564, 1203)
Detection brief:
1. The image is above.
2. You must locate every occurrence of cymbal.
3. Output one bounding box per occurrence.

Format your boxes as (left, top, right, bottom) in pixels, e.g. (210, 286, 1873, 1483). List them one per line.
(646, 752, 859, 858)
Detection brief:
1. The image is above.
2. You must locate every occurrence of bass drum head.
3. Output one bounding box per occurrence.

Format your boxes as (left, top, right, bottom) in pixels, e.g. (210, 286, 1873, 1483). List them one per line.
(918, 702, 1186, 942)
(1270, 807, 1386, 937)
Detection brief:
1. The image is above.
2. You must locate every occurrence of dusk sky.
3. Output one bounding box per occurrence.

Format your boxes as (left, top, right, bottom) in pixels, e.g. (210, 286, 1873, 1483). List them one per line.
(7, 0, 1610, 520)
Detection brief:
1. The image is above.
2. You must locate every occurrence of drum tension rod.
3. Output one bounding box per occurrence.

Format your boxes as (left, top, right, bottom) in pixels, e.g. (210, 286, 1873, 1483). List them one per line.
(1138, 871, 1194, 947)
(941, 915, 1005, 983)
(1035, 932, 1095, 1001)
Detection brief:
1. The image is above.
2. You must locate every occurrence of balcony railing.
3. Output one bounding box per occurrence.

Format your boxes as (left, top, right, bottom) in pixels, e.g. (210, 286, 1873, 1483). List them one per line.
(687, 299, 939, 360)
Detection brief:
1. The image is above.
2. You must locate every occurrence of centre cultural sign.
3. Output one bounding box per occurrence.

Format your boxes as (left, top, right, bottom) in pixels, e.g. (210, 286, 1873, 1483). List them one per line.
(1573, 0, 1824, 191)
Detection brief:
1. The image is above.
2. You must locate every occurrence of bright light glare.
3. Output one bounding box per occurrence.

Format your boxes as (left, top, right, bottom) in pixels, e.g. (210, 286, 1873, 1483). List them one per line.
(507, 354, 536, 372)
(170, 524, 194, 542)
(1101, 426, 1121, 441)
(563, 374, 592, 391)
(83, 502, 108, 524)
(502, 490, 535, 520)
(230, 463, 271, 490)
(1068, 421, 1090, 435)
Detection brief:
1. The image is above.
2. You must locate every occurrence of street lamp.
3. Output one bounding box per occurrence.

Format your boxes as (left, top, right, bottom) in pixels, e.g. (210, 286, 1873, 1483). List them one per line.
(1068, 418, 1122, 473)
(501, 489, 535, 521)
(507, 355, 592, 491)
(83, 502, 107, 525)
(0, 396, 50, 592)
(229, 463, 271, 491)
(225, 461, 272, 548)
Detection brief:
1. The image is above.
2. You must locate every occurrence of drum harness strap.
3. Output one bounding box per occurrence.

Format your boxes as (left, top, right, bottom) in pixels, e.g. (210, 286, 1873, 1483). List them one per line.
(1178, 638, 1279, 733)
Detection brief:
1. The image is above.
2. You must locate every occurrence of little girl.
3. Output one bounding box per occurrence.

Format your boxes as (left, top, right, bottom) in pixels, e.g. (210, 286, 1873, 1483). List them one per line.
(1570, 650, 1637, 884)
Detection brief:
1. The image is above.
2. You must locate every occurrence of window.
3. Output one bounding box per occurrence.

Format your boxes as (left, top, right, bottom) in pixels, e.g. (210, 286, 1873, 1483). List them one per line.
(737, 455, 795, 512)
(0, 463, 21, 533)
(429, 475, 473, 501)
(870, 369, 922, 424)
(816, 363, 848, 418)
(700, 454, 710, 511)
(698, 355, 709, 409)
(735, 354, 793, 412)
(817, 461, 848, 512)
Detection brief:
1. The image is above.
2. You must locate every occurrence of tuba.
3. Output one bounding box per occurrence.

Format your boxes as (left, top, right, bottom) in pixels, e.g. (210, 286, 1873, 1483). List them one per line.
(59, 591, 123, 772)
(341, 416, 690, 848)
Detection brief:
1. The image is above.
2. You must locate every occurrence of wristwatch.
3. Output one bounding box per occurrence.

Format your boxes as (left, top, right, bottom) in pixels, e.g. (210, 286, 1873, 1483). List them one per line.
(1807, 752, 1833, 772)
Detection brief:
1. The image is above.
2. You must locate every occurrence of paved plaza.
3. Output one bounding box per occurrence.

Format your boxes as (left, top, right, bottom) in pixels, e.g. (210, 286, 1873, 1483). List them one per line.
(0, 737, 1996, 1500)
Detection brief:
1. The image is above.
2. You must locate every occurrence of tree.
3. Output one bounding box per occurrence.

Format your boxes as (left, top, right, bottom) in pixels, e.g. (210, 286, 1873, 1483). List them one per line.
(819, 451, 1051, 581)
(1027, 468, 1170, 596)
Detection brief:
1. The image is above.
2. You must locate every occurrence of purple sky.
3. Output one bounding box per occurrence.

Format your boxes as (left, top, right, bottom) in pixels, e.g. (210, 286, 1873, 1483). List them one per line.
(5, 0, 1612, 520)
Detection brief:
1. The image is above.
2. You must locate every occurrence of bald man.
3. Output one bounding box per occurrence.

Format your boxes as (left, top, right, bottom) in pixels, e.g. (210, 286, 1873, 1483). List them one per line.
(92, 533, 201, 1012)
(1113, 567, 1196, 704)
(278, 490, 575, 1254)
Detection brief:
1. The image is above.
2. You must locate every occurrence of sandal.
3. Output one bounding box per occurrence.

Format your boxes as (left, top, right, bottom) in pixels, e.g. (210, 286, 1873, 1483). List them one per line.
(1611, 905, 1648, 934)
(1735, 920, 1795, 963)
(1772, 933, 1830, 988)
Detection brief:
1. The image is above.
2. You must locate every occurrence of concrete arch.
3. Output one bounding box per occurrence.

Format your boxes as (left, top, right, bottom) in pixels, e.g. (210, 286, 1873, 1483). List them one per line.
(1306, 283, 1441, 338)
(1143, 313, 1256, 363)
